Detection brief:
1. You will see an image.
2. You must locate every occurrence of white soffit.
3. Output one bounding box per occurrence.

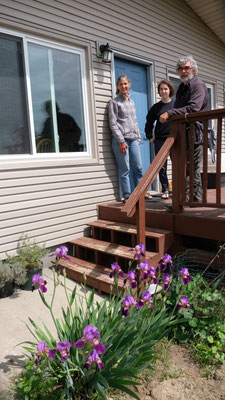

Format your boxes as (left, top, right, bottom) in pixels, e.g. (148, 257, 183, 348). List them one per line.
(185, 0, 225, 45)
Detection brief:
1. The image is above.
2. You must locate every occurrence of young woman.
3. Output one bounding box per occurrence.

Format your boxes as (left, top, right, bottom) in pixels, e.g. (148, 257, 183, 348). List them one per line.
(145, 79, 175, 199)
(108, 74, 152, 201)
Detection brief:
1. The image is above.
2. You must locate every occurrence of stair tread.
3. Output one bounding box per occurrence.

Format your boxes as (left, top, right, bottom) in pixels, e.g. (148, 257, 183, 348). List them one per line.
(59, 255, 111, 273)
(58, 256, 123, 286)
(69, 237, 157, 259)
(88, 219, 171, 238)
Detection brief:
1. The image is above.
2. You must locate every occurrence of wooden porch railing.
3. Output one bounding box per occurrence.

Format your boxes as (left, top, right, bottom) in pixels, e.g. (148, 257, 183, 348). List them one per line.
(121, 108, 225, 247)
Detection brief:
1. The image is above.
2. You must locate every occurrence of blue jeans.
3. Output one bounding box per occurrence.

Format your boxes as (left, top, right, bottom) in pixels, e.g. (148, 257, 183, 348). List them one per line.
(112, 138, 143, 198)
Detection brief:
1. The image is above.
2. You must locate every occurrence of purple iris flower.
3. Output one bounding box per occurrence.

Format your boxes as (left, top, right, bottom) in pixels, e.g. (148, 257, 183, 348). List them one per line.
(162, 273, 170, 290)
(163, 254, 172, 263)
(158, 261, 166, 271)
(142, 291, 152, 302)
(56, 341, 72, 362)
(130, 243, 145, 260)
(139, 260, 150, 280)
(158, 253, 174, 271)
(126, 270, 137, 288)
(84, 349, 104, 371)
(136, 291, 154, 310)
(36, 340, 76, 363)
(32, 274, 47, 293)
(50, 246, 70, 260)
(83, 325, 100, 342)
(148, 267, 158, 284)
(140, 260, 149, 270)
(179, 268, 192, 285)
(178, 296, 190, 311)
(109, 262, 124, 278)
(120, 294, 136, 317)
(48, 349, 56, 359)
(37, 341, 49, 355)
(37, 341, 55, 359)
(74, 325, 105, 354)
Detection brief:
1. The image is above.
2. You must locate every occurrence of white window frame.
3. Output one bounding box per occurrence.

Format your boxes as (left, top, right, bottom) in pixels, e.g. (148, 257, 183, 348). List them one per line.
(206, 84, 214, 110)
(0, 28, 92, 161)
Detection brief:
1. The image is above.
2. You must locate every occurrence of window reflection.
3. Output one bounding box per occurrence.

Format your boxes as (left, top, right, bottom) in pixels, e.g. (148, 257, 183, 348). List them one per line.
(38, 101, 82, 152)
(0, 35, 30, 154)
(28, 43, 86, 153)
(0, 33, 89, 156)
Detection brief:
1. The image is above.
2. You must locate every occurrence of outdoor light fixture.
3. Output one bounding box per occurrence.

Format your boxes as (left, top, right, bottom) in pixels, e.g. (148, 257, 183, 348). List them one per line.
(96, 41, 112, 63)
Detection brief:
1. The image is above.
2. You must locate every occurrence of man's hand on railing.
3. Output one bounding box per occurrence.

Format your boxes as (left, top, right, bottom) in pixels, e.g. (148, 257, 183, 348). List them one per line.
(159, 112, 169, 123)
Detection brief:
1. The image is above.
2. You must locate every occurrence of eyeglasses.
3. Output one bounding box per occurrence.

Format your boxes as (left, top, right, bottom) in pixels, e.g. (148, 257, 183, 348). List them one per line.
(178, 66, 192, 71)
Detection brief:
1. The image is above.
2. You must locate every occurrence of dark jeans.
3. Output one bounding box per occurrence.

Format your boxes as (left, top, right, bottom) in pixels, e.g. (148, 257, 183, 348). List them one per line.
(154, 138, 169, 193)
(186, 144, 203, 202)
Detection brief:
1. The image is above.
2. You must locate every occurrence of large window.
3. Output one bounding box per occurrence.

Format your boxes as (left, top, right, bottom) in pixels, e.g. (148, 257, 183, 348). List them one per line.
(0, 32, 89, 156)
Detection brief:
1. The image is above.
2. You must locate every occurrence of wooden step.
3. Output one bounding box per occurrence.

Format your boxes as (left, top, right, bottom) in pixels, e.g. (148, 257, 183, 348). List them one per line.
(88, 219, 173, 255)
(69, 237, 159, 266)
(57, 256, 124, 294)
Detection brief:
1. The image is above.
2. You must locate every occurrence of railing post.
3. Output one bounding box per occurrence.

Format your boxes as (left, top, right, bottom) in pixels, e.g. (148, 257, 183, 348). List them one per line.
(202, 121, 209, 203)
(171, 120, 184, 213)
(136, 193, 146, 247)
(216, 117, 222, 204)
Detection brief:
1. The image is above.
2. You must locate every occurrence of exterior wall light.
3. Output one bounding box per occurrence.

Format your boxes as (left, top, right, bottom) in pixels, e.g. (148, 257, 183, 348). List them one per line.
(96, 41, 112, 63)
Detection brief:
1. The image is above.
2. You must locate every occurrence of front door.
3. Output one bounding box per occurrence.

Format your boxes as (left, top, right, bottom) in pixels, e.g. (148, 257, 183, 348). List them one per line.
(114, 58, 151, 181)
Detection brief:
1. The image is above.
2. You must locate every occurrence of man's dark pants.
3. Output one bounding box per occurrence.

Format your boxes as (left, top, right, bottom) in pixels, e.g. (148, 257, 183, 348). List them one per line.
(154, 138, 169, 193)
(186, 144, 203, 202)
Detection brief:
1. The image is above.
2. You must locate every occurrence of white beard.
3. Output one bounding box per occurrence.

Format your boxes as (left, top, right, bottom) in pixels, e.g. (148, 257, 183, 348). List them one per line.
(181, 73, 194, 84)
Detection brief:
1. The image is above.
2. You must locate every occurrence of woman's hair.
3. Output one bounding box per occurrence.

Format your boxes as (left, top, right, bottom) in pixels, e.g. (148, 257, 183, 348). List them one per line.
(157, 79, 175, 97)
(176, 55, 198, 74)
(116, 74, 131, 95)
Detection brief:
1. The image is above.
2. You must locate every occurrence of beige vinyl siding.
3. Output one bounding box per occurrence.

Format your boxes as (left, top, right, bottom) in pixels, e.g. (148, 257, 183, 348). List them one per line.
(0, 0, 225, 257)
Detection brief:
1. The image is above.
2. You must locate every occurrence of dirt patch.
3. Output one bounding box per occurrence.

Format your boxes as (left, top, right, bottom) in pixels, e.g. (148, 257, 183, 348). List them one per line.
(109, 343, 225, 400)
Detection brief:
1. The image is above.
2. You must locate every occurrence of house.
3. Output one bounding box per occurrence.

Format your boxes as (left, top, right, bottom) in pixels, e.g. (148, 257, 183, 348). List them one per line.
(0, 0, 225, 258)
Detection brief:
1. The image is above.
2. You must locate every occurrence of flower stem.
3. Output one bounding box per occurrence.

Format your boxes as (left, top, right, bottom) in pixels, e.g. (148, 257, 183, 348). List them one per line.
(63, 268, 74, 321)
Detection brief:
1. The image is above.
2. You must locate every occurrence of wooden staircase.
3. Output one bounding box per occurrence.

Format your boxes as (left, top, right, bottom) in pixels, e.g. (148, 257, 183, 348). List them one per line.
(58, 218, 173, 294)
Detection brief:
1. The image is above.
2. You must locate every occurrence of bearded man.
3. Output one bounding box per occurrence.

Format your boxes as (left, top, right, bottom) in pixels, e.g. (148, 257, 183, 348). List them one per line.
(160, 55, 209, 203)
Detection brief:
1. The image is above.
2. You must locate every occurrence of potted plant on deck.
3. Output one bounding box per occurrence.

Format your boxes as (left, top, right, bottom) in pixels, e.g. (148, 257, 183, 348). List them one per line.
(0, 261, 27, 297)
(5, 234, 49, 291)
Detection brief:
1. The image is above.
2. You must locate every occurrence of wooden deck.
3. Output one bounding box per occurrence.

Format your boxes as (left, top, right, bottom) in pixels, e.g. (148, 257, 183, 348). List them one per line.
(58, 188, 225, 294)
(99, 187, 225, 245)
